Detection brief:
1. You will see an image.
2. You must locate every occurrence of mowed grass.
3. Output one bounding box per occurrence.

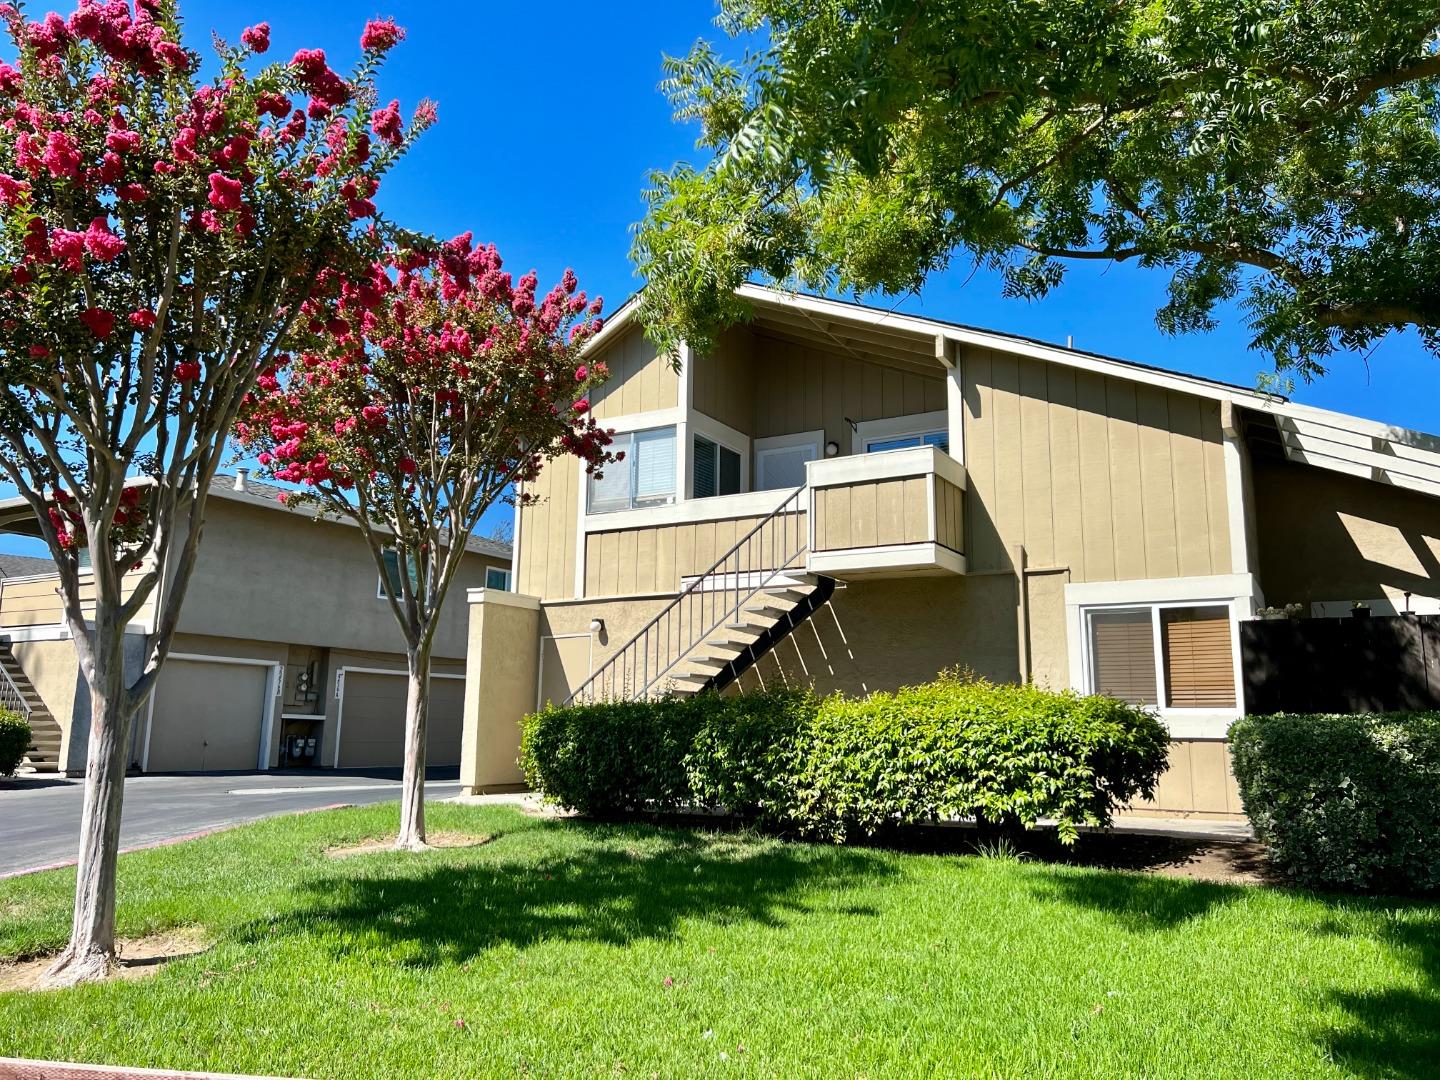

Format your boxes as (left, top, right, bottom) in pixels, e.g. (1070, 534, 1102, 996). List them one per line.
(1, 803, 1437, 1079)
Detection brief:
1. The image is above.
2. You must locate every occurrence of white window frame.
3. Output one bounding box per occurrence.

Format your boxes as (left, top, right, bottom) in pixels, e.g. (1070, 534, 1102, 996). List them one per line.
(376, 547, 420, 601)
(484, 566, 511, 591)
(690, 413, 750, 499)
(754, 429, 824, 491)
(851, 410, 950, 456)
(1065, 574, 1258, 739)
(587, 423, 680, 515)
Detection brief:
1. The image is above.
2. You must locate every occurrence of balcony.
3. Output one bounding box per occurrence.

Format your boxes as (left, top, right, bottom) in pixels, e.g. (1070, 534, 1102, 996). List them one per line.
(805, 446, 966, 579)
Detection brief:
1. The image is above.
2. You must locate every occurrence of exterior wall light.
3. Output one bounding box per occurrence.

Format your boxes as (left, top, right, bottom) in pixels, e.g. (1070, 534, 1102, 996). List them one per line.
(824, 441, 840, 457)
(589, 617, 605, 634)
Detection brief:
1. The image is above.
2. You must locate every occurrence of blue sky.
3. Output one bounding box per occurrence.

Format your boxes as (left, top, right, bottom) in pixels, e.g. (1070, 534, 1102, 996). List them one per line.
(2, 0, 1436, 558)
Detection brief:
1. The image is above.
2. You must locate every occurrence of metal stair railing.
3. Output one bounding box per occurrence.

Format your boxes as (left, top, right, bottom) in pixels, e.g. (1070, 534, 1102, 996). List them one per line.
(0, 660, 33, 719)
(565, 484, 809, 704)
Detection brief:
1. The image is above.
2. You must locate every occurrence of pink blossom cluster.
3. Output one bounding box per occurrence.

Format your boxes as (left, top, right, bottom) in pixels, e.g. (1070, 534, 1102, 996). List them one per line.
(236, 238, 615, 499)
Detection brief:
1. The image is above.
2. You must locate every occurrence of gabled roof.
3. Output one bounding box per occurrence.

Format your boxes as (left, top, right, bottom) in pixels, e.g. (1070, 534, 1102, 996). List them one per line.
(592, 283, 1440, 500)
(0, 552, 53, 578)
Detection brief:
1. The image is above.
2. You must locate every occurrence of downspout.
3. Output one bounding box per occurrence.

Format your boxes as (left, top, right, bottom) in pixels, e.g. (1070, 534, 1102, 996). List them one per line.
(1012, 543, 1030, 684)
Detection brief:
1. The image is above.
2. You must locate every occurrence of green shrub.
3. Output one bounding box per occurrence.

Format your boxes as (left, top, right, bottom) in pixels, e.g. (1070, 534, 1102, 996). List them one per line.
(0, 708, 32, 777)
(1230, 712, 1440, 893)
(793, 675, 1169, 843)
(521, 674, 1169, 843)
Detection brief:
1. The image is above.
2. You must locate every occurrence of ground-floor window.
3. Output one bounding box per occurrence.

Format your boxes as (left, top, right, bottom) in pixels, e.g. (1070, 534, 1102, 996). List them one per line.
(1086, 603, 1237, 710)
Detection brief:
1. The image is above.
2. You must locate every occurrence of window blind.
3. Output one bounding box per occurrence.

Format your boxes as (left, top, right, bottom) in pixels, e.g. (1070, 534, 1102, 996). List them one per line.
(632, 428, 676, 502)
(718, 443, 741, 495)
(693, 435, 717, 499)
(1162, 606, 1236, 708)
(1090, 610, 1158, 705)
(587, 433, 632, 513)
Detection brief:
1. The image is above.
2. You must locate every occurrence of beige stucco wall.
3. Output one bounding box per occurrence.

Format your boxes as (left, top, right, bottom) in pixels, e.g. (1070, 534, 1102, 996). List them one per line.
(175, 495, 504, 661)
(8, 637, 81, 761)
(963, 345, 1232, 580)
(460, 593, 540, 793)
(1252, 456, 1440, 610)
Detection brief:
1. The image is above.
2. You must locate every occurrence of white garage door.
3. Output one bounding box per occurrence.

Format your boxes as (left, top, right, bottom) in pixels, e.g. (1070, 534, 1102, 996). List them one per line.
(146, 659, 271, 772)
(336, 672, 465, 769)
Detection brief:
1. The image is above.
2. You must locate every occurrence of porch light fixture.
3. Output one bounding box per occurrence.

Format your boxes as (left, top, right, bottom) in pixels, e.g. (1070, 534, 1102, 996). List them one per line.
(589, 617, 605, 634)
(824, 441, 840, 457)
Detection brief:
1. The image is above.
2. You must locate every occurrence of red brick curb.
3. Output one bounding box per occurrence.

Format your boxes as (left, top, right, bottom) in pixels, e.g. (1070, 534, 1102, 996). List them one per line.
(0, 1057, 303, 1079)
(0, 803, 354, 881)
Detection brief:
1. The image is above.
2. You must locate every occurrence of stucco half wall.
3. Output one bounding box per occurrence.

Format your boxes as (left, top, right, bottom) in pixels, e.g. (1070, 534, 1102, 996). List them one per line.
(461, 588, 541, 793)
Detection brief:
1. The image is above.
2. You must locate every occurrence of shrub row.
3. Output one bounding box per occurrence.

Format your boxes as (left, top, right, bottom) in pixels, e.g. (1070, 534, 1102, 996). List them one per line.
(520, 673, 1170, 843)
(0, 708, 32, 777)
(1230, 711, 1440, 893)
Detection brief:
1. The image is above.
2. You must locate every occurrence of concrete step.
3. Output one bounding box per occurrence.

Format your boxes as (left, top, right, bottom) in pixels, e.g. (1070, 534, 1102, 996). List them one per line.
(761, 587, 811, 603)
(741, 604, 790, 621)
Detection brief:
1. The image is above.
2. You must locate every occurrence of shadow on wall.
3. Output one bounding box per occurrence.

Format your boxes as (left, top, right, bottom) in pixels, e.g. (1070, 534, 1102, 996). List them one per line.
(1254, 456, 1440, 609)
(735, 575, 1021, 697)
(268, 817, 896, 965)
(1030, 864, 1440, 1080)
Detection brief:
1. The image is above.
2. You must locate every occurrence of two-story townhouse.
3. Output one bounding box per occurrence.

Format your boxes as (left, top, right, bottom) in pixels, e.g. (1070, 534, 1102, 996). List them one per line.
(0, 472, 512, 775)
(460, 285, 1440, 817)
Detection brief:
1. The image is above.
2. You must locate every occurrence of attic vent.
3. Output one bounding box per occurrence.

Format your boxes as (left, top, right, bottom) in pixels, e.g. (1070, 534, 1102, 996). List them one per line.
(234, 469, 249, 492)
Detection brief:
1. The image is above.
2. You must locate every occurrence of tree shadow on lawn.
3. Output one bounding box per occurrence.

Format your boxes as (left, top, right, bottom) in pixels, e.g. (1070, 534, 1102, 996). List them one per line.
(1033, 865, 1440, 1079)
(242, 817, 898, 967)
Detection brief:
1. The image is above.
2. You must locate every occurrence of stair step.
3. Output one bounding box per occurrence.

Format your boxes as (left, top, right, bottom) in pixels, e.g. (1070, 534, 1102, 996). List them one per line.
(684, 655, 733, 670)
(762, 588, 810, 603)
(669, 671, 713, 684)
(742, 604, 790, 620)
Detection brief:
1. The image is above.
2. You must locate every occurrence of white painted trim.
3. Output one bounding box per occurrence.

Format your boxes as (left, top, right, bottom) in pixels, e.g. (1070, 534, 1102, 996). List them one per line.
(573, 454, 588, 600)
(466, 587, 541, 610)
(1064, 575, 1258, 738)
(946, 362, 966, 468)
(330, 664, 465, 770)
(690, 411, 752, 495)
(484, 566, 512, 592)
(808, 541, 966, 577)
(1064, 573, 1260, 608)
(850, 410, 950, 456)
(536, 632, 594, 711)
(142, 652, 284, 773)
(1220, 405, 1252, 575)
(754, 430, 823, 491)
(807, 444, 967, 490)
(581, 487, 795, 533)
(597, 406, 685, 436)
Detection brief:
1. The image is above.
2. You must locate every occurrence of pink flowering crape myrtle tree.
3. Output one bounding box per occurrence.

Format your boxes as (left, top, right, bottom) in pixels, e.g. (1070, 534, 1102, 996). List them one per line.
(0, 1, 431, 985)
(238, 237, 612, 850)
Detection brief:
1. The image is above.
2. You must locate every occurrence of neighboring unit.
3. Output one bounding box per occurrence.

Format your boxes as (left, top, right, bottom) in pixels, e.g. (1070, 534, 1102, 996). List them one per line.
(461, 285, 1440, 817)
(0, 473, 511, 774)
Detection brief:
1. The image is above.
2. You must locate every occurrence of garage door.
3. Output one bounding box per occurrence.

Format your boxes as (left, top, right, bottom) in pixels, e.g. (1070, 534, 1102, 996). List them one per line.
(146, 659, 270, 772)
(337, 672, 465, 768)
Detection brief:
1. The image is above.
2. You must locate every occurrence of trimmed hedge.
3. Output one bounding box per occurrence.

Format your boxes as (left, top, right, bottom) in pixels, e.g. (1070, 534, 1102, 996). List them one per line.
(1230, 712, 1440, 893)
(0, 708, 32, 777)
(521, 673, 1169, 843)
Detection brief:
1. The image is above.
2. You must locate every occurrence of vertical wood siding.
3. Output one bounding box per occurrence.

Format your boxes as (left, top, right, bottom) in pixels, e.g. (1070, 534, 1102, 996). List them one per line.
(589, 325, 679, 420)
(516, 454, 579, 600)
(691, 326, 756, 435)
(963, 346, 1231, 581)
(584, 512, 808, 597)
(751, 334, 946, 448)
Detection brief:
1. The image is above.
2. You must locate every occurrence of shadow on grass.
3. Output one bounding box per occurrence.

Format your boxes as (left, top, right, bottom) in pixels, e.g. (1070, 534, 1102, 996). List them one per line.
(1032, 859, 1440, 1078)
(1318, 913, 1440, 1080)
(242, 817, 896, 967)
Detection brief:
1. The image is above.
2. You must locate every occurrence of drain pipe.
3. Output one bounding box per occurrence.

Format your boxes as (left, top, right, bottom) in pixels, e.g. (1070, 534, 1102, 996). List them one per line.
(1012, 543, 1030, 684)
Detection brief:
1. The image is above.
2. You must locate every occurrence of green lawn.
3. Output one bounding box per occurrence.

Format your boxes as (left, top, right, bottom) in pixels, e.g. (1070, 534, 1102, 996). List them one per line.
(1, 803, 1436, 1079)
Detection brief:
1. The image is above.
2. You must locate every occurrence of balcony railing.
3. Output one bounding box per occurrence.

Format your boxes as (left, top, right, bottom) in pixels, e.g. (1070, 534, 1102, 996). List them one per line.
(805, 445, 967, 578)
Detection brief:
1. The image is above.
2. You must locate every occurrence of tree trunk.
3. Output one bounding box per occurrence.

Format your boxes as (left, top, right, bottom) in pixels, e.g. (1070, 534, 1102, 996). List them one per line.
(41, 634, 133, 987)
(395, 641, 431, 851)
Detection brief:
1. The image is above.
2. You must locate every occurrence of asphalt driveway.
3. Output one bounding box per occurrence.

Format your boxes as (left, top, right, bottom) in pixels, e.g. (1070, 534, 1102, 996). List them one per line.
(0, 768, 463, 876)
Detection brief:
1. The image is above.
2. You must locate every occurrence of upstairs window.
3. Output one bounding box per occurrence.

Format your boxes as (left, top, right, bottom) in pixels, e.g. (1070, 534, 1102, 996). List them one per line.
(866, 430, 949, 454)
(693, 434, 742, 499)
(588, 427, 676, 513)
(378, 548, 421, 600)
(485, 566, 511, 591)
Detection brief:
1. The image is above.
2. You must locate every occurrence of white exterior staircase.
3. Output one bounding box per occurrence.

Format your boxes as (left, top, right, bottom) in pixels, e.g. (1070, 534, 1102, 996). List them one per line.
(567, 485, 837, 703)
(0, 640, 62, 772)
